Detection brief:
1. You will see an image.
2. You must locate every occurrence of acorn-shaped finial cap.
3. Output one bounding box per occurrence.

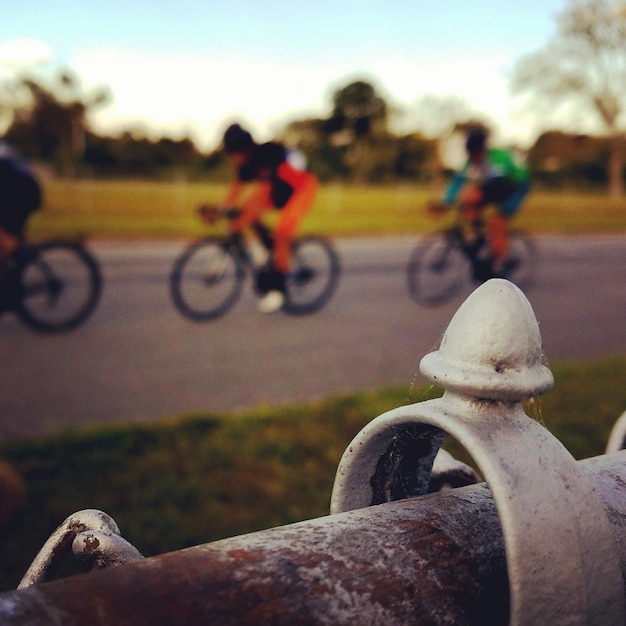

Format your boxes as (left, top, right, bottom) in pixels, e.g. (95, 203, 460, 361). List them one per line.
(420, 279, 554, 401)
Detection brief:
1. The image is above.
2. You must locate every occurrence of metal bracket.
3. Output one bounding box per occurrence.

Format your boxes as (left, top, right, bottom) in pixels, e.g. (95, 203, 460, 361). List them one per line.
(331, 279, 625, 625)
(18, 509, 143, 589)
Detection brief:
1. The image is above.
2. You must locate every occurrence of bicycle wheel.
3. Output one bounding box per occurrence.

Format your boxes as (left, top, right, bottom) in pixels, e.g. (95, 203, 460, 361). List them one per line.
(503, 232, 536, 291)
(407, 234, 468, 306)
(283, 236, 340, 315)
(17, 242, 102, 332)
(170, 238, 245, 321)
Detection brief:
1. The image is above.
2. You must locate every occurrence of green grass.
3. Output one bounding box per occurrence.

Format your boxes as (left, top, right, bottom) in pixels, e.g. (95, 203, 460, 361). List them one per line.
(27, 180, 626, 240)
(0, 355, 624, 591)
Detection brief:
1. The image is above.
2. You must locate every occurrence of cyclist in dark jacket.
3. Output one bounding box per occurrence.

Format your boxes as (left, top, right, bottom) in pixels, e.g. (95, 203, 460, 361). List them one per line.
(0, 141, 41, 266)
(219, 124, 317, 313)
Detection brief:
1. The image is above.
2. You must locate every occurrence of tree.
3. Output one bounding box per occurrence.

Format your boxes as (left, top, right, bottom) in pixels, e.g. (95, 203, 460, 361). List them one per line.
(4, 70, 109, 175)
(326, 80, 391, 183)
(329, 80, 388, 137)
(527, 131, 609, 187)
(511, 0, 626, 196)
(83, 131, 204, 178)
(393, 133, 437, 181)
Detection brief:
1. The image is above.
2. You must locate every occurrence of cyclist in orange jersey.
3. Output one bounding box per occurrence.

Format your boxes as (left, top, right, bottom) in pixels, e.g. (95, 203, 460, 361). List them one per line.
(219, 123, 318, 313)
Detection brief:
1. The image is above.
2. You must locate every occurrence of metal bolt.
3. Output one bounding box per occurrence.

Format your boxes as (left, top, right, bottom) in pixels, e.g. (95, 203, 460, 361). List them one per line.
(73, 530, 143, 570)
(18, 509, 142, 588)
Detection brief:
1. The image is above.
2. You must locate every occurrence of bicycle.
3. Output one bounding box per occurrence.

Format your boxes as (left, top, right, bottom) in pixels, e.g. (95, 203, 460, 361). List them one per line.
(0, 239, 103, 332)
(407, 203, 536, 306)
(169, 206, 341, 320)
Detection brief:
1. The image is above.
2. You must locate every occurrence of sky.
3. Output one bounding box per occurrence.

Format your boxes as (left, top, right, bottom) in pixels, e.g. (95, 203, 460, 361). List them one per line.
(0, 0, 570, 151)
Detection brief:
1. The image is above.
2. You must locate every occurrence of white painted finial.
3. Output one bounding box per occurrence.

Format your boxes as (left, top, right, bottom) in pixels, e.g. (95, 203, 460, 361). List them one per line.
(332, 278, 623, 625)
(419, 279, 554, 401)
(606, 410, 626, 453)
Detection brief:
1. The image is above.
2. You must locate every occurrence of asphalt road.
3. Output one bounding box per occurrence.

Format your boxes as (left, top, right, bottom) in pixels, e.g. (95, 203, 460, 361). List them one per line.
(0, 235, 624, 442)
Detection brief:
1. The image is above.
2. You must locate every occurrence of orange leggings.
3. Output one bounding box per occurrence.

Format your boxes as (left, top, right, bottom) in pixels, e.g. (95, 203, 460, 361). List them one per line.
(461, 206, 509, 262)
(231, 174, 318, 273)
(488, 214, 509, 262)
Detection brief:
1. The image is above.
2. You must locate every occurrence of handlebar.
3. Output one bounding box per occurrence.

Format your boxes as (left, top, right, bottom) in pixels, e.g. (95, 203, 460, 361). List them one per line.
(427, 183, 485, 218)
(197, 205, 241, 224)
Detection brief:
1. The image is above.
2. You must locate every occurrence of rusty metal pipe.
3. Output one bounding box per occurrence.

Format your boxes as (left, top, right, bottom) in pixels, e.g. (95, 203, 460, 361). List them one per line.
(1, 451, 625, 625)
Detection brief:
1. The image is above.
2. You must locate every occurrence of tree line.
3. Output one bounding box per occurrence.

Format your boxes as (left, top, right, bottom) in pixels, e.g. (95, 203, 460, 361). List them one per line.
(1, 0, 626, 194)
(0, 70, 619, 191)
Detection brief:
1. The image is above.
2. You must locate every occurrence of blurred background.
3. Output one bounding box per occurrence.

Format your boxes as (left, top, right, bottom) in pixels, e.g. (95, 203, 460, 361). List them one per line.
(2, 0, 625, 191)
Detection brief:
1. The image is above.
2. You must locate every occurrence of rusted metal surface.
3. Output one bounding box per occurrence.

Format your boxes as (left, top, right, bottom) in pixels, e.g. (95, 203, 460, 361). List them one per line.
(0, 481, 508, 625)
(0, 452, 625, 625)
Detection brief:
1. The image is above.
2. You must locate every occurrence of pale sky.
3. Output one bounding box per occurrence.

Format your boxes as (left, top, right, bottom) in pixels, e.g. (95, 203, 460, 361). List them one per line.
(1, 1, 570, 150)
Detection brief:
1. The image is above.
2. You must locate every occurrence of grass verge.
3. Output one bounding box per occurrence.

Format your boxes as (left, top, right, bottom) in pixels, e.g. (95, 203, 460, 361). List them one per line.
(0, 354, 625, 591)
(27, 180, 626, 240)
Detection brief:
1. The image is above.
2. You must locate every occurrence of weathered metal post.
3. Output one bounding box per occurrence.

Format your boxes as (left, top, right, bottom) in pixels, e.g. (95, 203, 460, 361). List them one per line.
(332, 278, 625, 625)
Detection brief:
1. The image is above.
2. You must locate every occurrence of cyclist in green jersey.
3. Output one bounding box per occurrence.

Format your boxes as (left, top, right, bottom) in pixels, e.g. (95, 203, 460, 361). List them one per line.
(438, 128, 530, 275)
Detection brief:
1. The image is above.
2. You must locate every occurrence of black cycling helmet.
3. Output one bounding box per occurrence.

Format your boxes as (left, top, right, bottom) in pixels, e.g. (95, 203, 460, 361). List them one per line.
(465, 128, 488, 155)
(223, 124, 254, 153)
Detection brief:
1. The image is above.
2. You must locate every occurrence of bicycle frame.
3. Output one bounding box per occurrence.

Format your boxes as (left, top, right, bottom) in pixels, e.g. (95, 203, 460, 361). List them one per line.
(0, 244, 38, 310)
(199, 206, 274, 272)
(438, 198, 503, 258)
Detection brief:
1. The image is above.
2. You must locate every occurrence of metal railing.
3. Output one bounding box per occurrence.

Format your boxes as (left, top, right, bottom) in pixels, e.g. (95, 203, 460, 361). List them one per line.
(1, 278, 624, 625)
